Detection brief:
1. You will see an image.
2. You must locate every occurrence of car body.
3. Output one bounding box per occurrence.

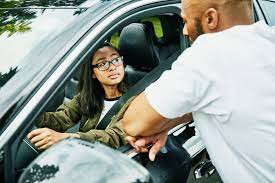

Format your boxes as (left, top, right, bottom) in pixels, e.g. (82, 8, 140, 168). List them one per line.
(0, 0, 275, 182)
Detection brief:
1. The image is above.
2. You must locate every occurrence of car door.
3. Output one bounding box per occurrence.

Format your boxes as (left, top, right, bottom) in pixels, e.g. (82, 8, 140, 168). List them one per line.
(2, 1, 271, 183)
(0, 0, 192, 182)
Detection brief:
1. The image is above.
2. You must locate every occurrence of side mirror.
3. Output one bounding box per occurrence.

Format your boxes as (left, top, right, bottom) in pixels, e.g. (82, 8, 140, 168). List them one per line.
(19, 138, 152, 183)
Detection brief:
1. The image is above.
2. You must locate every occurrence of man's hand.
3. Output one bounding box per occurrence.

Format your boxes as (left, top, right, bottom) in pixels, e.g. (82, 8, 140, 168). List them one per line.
(27, 128, 77, 150)
(126, 130, 168, 161)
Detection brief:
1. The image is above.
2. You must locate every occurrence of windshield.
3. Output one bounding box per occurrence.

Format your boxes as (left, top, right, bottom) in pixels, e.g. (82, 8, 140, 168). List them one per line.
(0, 0, 99, 88)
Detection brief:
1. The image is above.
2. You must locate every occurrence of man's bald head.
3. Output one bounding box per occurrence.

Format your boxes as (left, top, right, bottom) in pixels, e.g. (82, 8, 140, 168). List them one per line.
(183, 0, 252, 14)
(181, 0, 254, 41)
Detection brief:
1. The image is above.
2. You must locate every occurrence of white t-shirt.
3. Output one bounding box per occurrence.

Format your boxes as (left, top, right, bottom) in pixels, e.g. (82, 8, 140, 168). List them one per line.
(98, 97, 119, 123)
(145, 21, 275, 183)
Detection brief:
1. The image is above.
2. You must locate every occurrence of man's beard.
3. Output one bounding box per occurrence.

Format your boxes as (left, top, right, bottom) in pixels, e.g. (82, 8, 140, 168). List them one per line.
(193, 17, 205, 40)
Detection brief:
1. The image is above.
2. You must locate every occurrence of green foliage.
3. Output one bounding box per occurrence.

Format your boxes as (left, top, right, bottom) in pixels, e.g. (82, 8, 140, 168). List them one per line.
(0, 1, 36, 37)
(0, 22, 32, 37)
(110, 32, 119, 48)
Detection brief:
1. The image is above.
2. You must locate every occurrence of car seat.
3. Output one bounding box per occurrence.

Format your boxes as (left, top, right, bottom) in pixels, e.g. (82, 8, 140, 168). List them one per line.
(96, 22, 163, 129)
(59, 22, 161, 107)
(157, 15, 181, 61)
(118, 22, 161, 86)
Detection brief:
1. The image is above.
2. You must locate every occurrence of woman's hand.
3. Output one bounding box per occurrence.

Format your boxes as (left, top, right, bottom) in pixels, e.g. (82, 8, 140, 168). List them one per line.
(27, 128, 78, 150)
(126, 130, 168, 161)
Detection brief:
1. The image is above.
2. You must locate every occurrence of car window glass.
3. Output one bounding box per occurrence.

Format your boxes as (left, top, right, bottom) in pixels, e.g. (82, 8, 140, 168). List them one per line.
(259, 0, 275, 25)
(0, 9, 83, 88)
(0, 0, 120, 134)
(0, 0, 99, 88)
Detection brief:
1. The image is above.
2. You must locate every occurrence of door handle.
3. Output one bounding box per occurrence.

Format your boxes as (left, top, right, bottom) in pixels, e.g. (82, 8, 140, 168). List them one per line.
(194, 160, 216, 179)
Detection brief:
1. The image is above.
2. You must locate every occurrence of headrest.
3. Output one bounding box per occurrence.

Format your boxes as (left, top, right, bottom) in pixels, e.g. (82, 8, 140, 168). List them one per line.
(159, 15, 180, 44)
(141, 21, 158, 43)
(118, 23, 160, 71)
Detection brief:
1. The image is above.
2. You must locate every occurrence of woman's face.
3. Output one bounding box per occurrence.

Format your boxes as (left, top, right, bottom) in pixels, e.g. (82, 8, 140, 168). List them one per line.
(92, 46, 125, 87)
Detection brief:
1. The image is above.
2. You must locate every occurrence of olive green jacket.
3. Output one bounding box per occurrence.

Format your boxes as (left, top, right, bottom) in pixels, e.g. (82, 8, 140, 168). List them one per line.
(36, 95, 135, 149)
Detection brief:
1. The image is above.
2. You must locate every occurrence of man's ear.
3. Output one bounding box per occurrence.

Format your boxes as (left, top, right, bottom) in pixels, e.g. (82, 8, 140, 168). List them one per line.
(203, 8, 219, 31)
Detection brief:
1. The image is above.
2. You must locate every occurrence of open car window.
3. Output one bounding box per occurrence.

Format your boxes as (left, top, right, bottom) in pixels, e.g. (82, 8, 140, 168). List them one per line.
(11, 11, 184, 179)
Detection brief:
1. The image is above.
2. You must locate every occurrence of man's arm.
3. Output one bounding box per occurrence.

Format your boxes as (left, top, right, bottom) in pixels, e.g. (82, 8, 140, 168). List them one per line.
(123, 92, 193, 137)
(123, 92, 166, 137)
(124, 108, 193, 161)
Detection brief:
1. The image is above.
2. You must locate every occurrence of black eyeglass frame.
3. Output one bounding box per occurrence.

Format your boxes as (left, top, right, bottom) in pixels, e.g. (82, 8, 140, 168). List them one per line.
(92, 56, 124, 71)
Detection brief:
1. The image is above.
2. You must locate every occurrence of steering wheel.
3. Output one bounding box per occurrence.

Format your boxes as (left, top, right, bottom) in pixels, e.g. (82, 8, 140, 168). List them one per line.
(15, 127, 40, 171)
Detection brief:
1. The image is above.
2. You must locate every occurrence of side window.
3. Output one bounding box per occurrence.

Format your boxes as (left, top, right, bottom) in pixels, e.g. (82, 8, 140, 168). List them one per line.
(259, 0, 275, 25)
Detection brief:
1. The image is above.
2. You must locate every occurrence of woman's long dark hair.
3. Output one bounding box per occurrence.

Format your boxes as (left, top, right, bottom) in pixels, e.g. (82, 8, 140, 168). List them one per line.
(77, 42, 128, 118)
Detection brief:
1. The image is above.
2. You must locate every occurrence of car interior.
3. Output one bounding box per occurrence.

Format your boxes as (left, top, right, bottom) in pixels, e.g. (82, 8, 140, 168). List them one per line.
(14, 13, 220, 183)
(41, 13, 183, 115)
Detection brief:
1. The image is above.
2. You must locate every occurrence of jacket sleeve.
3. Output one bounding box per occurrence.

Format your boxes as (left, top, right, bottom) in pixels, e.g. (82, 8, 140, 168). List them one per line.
(36, 95, 82, 132)
(76, 96, 136, 149)
(77, 120, 125, 149)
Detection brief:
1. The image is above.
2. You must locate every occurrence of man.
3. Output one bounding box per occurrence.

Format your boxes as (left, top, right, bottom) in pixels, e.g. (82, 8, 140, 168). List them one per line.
(122, 0, 275, 182)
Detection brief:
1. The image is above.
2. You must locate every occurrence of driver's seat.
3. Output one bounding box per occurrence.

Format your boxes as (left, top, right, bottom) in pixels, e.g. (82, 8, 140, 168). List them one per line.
(118, 22, 160, 86)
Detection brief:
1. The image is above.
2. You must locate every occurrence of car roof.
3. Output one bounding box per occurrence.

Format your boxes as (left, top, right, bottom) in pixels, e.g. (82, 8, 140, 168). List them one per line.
(0, 0, 98, 9)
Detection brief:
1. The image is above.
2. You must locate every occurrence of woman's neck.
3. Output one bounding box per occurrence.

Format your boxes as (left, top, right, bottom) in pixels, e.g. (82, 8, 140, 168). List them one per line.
(103, 85, 122, 99)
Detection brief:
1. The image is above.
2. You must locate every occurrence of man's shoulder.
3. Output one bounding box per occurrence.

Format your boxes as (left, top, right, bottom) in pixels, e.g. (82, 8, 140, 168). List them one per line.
(194, 21, 274, 46)
(175, 29, 241, 69)
(187, 23, 260, 57)
(192, 30, 234, 48)
(179, 34, 222, 63)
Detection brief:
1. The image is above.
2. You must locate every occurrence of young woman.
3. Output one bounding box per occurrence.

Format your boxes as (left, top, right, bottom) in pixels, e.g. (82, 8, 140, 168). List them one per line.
(28, 42, 134, 150)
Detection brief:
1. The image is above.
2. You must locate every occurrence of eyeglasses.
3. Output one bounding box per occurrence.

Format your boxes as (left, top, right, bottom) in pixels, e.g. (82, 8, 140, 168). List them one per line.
(92, 56, 124, 71)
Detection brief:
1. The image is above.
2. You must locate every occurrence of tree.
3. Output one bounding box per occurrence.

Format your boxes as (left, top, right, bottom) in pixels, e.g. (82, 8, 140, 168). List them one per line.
(0, 1, 36, 36)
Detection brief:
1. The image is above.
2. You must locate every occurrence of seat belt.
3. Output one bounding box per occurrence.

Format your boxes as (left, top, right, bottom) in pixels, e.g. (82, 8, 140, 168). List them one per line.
(97, 50, 181, 130)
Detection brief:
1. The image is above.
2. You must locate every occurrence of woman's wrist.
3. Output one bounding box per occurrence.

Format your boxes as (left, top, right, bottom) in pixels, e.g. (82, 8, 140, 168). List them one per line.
(65, 133, 80, 139)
